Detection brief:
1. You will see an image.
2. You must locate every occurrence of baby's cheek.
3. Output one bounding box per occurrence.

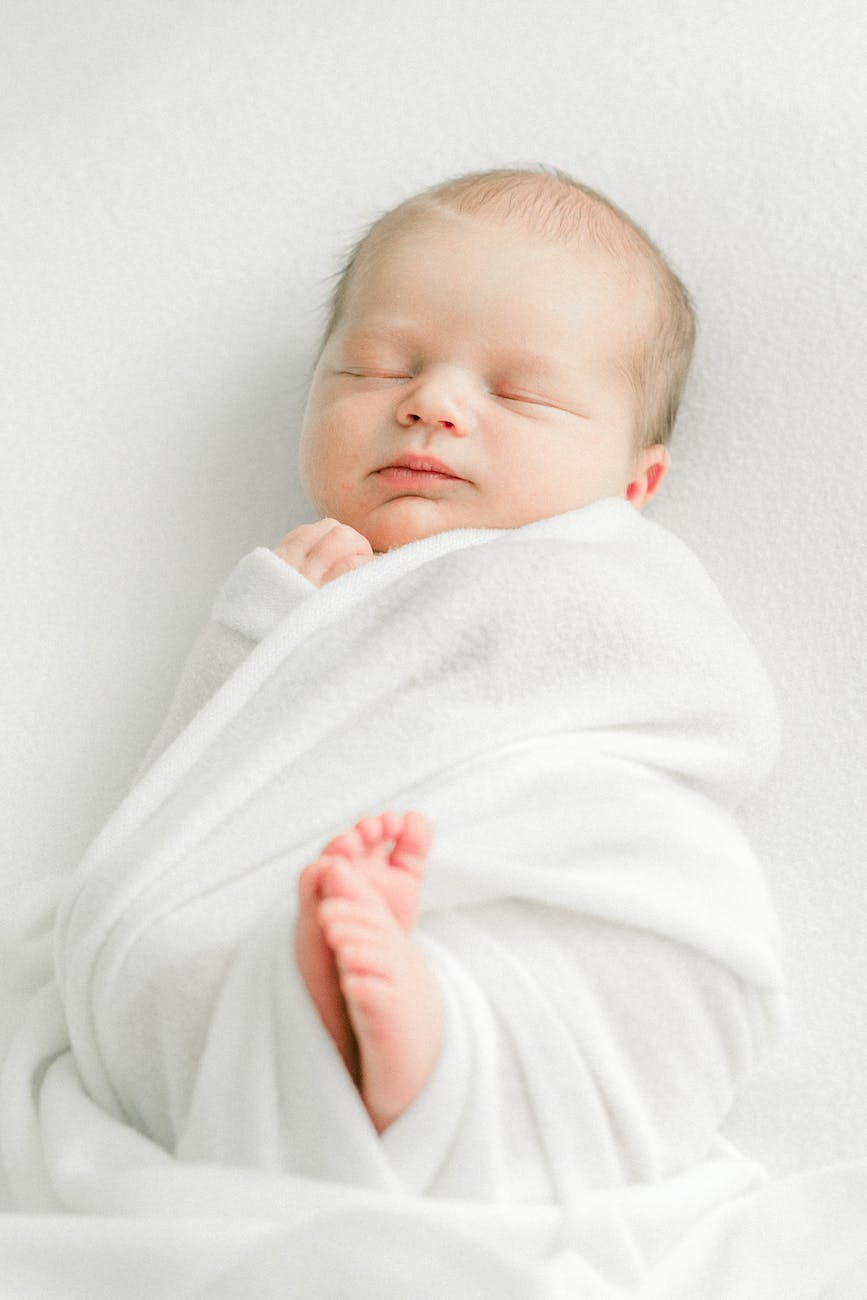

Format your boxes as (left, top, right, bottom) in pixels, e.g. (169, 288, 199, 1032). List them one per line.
(301, 443, 346, 512)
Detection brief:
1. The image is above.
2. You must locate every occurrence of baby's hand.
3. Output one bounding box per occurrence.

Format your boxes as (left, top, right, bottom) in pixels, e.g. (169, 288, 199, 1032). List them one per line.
(272, 519, 374, 586)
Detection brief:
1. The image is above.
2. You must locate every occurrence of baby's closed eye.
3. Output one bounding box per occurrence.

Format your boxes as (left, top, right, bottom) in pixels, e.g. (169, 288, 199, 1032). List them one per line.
(339, 368, 411, 381)
(492, 388, 547, 405)
(492, 389, 589, 418)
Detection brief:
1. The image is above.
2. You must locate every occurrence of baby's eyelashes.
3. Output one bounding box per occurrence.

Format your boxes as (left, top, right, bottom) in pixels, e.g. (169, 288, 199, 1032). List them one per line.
(490, 389, 562, 411)
(339, 369, 411, 381)
(340, 370, 536, 400)
(493, 390, 591, 419)
(335, 367, 584, 419)
(492, 390, 539, 404)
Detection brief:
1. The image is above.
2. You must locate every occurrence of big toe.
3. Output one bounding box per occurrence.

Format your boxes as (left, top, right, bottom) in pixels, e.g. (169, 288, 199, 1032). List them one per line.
(390, 810, 432, 873)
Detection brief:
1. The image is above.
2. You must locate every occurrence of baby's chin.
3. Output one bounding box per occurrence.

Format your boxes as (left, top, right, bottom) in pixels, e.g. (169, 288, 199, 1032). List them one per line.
(357, 497, 474, 554)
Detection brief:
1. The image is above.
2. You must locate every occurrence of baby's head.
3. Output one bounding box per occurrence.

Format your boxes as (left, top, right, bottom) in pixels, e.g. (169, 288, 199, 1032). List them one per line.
(299, 167, 695, 553)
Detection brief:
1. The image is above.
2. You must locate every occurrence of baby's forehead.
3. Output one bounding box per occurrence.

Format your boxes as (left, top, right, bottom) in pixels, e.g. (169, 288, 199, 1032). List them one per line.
(357, 217, 609, 305)
(341, 217, 655, 355)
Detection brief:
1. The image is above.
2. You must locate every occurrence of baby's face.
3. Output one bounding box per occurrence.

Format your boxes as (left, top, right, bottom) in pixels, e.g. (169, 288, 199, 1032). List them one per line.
(300, 214, 664, 553)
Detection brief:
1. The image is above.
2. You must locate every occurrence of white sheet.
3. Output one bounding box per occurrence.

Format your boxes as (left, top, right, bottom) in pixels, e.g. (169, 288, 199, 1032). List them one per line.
(3, 499, 866, 1295)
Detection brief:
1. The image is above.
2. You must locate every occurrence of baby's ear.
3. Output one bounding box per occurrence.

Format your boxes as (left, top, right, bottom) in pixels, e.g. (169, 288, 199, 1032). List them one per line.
(625, 445, 670, 509)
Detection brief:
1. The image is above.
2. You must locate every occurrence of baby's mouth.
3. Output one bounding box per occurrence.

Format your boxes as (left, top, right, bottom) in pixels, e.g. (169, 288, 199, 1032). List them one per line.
(376, 453, 466, 483)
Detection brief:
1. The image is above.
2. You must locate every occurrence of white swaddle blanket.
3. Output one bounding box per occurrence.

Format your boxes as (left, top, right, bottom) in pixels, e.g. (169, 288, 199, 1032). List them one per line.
(2, 498, 866, 1298)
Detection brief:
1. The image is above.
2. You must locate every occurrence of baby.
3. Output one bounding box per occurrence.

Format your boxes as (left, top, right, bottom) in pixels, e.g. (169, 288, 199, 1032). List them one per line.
(40, 165, 783, 1214)
(0, 165, 799, 1294)
(277, 167, 693, 1133)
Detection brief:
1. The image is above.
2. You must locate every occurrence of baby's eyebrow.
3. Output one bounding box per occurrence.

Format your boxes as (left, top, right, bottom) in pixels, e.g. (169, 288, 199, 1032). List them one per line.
(340, 322, 416, 350)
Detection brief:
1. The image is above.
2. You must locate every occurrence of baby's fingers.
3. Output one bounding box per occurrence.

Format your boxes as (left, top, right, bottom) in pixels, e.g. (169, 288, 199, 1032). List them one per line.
(272, 519, 372, 585)
(309, 524, 373, 586)
(271, 519, 341, 573)
(321, 551, 374, 584)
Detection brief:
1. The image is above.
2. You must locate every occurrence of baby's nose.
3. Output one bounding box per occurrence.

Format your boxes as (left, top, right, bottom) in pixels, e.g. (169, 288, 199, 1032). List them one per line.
(396, 367, 478, 436)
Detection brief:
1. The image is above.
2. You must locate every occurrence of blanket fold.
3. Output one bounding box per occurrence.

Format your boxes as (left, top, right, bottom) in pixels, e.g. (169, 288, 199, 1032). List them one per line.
(50, 500, 785, 1183)
(5, 498, 863, 1296)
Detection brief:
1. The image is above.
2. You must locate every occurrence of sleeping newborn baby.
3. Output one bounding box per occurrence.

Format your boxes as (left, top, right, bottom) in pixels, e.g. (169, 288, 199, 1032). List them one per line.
(282, 168, 679, 1133)
(53, 168, 786, 1209)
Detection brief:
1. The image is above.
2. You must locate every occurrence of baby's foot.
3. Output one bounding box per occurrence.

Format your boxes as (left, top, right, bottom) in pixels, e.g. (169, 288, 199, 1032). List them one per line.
(318, 810, 431, 931)
(293, 811, 432, 1086)
(318, 861, 444, 1133)
(295, 859, 360, 1083)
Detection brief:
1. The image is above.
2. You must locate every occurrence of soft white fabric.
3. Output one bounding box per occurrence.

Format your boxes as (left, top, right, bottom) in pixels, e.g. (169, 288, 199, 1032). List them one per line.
(2, 498, 865, 1296)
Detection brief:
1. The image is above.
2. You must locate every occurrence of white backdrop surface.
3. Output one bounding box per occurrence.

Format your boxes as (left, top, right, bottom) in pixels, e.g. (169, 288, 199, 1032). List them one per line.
(2, 0, 865, 1181)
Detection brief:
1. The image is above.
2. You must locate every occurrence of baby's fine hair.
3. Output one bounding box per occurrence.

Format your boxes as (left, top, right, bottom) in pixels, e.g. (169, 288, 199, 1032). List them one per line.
(317, 166, 696, 453)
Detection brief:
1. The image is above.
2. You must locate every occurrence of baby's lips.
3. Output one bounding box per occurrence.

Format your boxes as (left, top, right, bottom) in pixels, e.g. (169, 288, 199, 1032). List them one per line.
(381, 452, 464, 478)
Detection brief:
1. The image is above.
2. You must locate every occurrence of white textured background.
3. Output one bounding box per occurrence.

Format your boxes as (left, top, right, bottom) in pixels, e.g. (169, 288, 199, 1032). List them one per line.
(2, 0, 865, 1176)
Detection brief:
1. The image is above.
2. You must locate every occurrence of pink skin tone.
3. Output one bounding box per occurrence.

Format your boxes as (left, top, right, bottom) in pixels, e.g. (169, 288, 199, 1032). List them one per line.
(297, 213, 670, 554)
(283, 212, 671, 1132)
(294, 811, 440, 1133)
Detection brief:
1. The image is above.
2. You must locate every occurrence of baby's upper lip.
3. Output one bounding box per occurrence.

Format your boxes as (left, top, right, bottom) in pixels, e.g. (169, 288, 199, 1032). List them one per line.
(379, 453, 465, 479)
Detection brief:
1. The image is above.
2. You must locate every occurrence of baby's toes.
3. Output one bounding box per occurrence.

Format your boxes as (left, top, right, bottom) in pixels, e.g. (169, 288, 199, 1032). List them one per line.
(389, 810, 432, 875)
(320, 827, 365, 862)
(354, 813, 394, 849)
(320, 855, 389, 908)
(297, 858, 329, 908)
